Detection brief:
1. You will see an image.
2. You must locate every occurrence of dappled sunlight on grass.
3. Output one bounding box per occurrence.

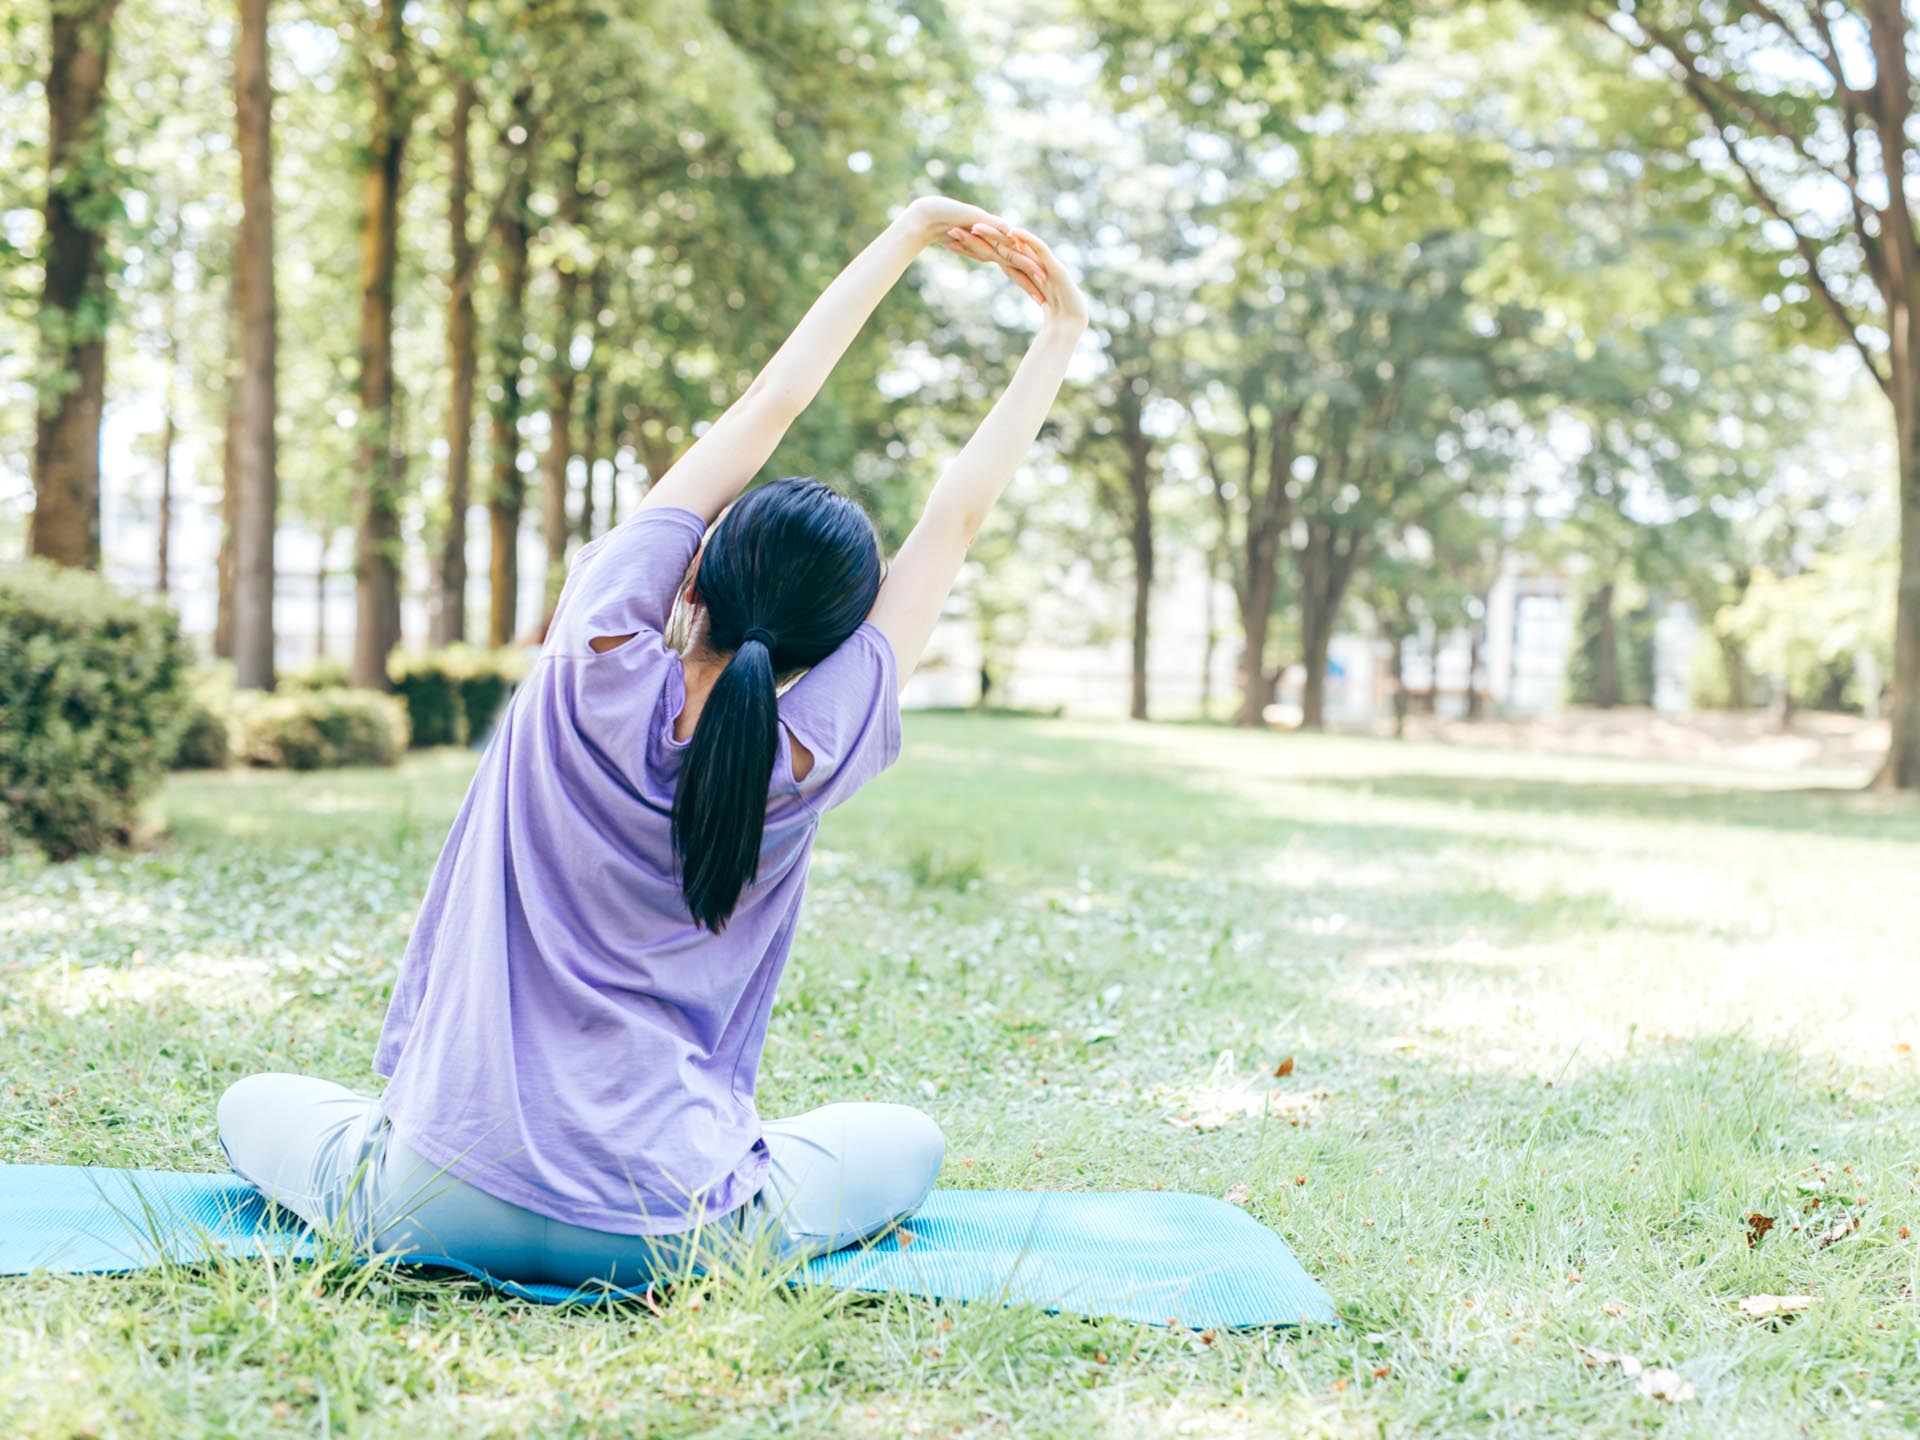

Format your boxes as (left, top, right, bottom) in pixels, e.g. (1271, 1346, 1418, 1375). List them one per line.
(18, 949, 289, 1019)
(6, 713, 1920, 1436)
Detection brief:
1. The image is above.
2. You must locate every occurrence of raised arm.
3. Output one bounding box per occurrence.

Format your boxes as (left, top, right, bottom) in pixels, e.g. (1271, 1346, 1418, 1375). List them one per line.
(640, 197, 1036, 526)
(869, 224, 1090, 686)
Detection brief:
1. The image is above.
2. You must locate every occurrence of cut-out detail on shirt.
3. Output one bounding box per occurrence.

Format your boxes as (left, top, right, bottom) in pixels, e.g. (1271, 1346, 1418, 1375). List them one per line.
(787, 728, 817, 782)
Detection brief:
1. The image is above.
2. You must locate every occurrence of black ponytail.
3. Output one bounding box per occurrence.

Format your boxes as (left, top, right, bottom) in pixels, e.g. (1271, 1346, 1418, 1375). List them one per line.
(672, 636, 779, 932)
(670, 478, 882, 932)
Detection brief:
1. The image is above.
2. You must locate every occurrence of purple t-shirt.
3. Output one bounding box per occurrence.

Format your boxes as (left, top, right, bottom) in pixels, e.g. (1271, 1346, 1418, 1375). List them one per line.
(374, 505, 901, 1235)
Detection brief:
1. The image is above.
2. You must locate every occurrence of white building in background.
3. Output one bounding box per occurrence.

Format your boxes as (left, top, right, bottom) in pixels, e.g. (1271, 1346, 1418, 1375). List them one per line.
(92, 454, 639, 672)
(80, 430, 1695, 724)
(906, 549, 1698, 725)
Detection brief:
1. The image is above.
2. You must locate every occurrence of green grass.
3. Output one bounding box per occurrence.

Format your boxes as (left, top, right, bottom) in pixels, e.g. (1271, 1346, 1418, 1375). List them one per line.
(5, 713, 1920, 1437)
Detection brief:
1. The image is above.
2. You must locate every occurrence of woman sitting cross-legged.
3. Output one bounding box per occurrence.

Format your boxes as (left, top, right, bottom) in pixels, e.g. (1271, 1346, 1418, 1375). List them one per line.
(216, 195, 1089, 1288)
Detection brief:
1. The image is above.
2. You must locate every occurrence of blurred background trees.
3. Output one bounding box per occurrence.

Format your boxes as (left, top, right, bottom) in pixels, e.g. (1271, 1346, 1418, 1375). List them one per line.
(2, 0, 1910, 783)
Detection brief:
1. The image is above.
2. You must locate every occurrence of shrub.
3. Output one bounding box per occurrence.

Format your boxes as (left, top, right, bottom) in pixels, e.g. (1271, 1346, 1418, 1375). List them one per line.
(388, 650, 465, 747)
(170, 668, 235, 770)
(233, 688, 408, 770)
(453, 645, 526, 742)
(388, 644, 527, 748)
(0, 560, 192, 859)
(279, 657, 351, 693)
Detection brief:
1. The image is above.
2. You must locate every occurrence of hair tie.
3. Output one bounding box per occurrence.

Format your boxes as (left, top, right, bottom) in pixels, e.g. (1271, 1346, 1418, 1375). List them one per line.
(741, 626, 776, 651)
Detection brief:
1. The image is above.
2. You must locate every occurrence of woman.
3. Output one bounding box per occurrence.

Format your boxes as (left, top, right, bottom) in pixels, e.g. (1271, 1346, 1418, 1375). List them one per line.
(216, 195, 1089, 1289)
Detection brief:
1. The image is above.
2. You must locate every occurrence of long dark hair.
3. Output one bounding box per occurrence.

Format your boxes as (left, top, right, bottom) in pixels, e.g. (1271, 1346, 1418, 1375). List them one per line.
(672, 477, 882, 931)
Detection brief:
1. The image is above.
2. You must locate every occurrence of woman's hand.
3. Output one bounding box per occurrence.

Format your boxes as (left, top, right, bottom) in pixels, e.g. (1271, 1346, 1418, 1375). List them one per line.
(903, 194, 1009, 241)
(958, 222, 1090, 327)
(902, 196, 1048, 306)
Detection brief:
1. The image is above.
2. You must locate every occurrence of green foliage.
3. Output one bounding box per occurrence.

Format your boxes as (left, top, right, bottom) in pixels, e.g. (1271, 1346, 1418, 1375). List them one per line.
(387, 645, 528, 748)
(169, 668, 235, 770)
(387, 652, 464, 748)
(232, 689, 408, 771)
(0, 560, 191, 859)
(1565, 584, 1656, 709)
(278, 659, 352, 694)
(1726, 546, 1895, 717)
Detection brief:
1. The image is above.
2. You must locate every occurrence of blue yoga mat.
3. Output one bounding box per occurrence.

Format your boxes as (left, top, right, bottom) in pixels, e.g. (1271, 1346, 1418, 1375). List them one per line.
(0, 1165, 1337, 1328)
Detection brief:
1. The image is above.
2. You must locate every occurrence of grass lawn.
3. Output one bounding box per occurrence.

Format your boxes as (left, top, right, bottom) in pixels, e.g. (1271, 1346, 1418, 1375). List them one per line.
(5, 712, 1920, 1438)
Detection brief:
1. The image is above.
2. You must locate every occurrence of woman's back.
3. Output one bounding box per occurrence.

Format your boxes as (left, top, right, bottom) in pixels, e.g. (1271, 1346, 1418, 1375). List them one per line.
(374, 506, 901, 1234)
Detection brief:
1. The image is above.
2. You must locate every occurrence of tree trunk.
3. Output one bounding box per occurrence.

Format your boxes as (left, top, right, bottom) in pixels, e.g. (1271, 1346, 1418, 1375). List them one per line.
(1465, 616, 1485, 721)
(1298, 526, 1359, 732)
(1300, 604, 1332, 731)
(1235, 567, 1276, 728)
(577, 261, 610, 545)
(578, 361, 602, 545)
(487, 124, 532, 647)
(215, 411, 237, 656)
(1389, 624, 1408, 739)
(156, 345, 176, 594)
(315, 548, 328, 659)
(350, 0, 408, 690)
(31, 0, 120, 569)
(1200, 537, 1221, 720)
(609, 417, 627, 529)
(1594, 581, 1618, 710)
(1883, 312, 1920, 787)
(541, 149, 586, 610)
(1715, 631, 1752, 710)
(1118, 402, 1154, 722)
(432, 19, 476, 648)
(231, 0, 277, 691)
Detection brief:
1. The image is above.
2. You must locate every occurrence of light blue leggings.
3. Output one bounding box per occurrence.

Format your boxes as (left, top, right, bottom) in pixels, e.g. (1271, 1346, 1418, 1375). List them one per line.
(216, 1072, 944, 1289)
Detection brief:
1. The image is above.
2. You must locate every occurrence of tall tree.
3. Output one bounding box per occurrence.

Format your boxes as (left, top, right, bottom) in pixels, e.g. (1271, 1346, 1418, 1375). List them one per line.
(30, 0, 122, 568)
(487, 90, 534, 647)
(1194, 369, 1302, 727)
(348, 0, 410, 689)
(540, 135, 587, 610)
(431, 0, 479, 647)
(1566, 1, 1920, 784)
(229, 0, 277, 689)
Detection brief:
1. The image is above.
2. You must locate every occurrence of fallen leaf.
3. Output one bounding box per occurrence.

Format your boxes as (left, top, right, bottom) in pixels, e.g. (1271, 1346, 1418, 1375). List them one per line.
(1901, 1225, 1911, 1240)
(1818, 1215, 1860, 1248)
(1223, 1183, 1253, 1206)
(1273, 1056, 1295, 1078)
(1746, 1212, 1775, 1247)
(1583, 1347, 1693, 1402)
(895, 1228, 916, 1251)
(1739, 1294, 1813, 1319)
(1372, 1365, 1392, 1379)
(1638, 1368, 1696, 1404)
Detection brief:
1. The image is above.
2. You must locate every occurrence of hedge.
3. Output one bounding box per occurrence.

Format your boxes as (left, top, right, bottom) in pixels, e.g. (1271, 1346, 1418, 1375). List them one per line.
(279, 657, 351, 693)
(232, 688, 409, 770)
(388, 645, 527, 748)
(0, 560, 192, 859)
(171, 667, 236, 770)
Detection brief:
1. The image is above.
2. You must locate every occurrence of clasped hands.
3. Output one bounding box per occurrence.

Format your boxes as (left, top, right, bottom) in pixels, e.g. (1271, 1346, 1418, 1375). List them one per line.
(903, 195, 1089, 325)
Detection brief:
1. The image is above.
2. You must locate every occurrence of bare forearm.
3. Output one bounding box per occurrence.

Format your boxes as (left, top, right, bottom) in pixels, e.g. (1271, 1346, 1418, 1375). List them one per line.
(644, 211, 932, 520)
(747, 214, 928, 420)
(922, 316, 1085, 541)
